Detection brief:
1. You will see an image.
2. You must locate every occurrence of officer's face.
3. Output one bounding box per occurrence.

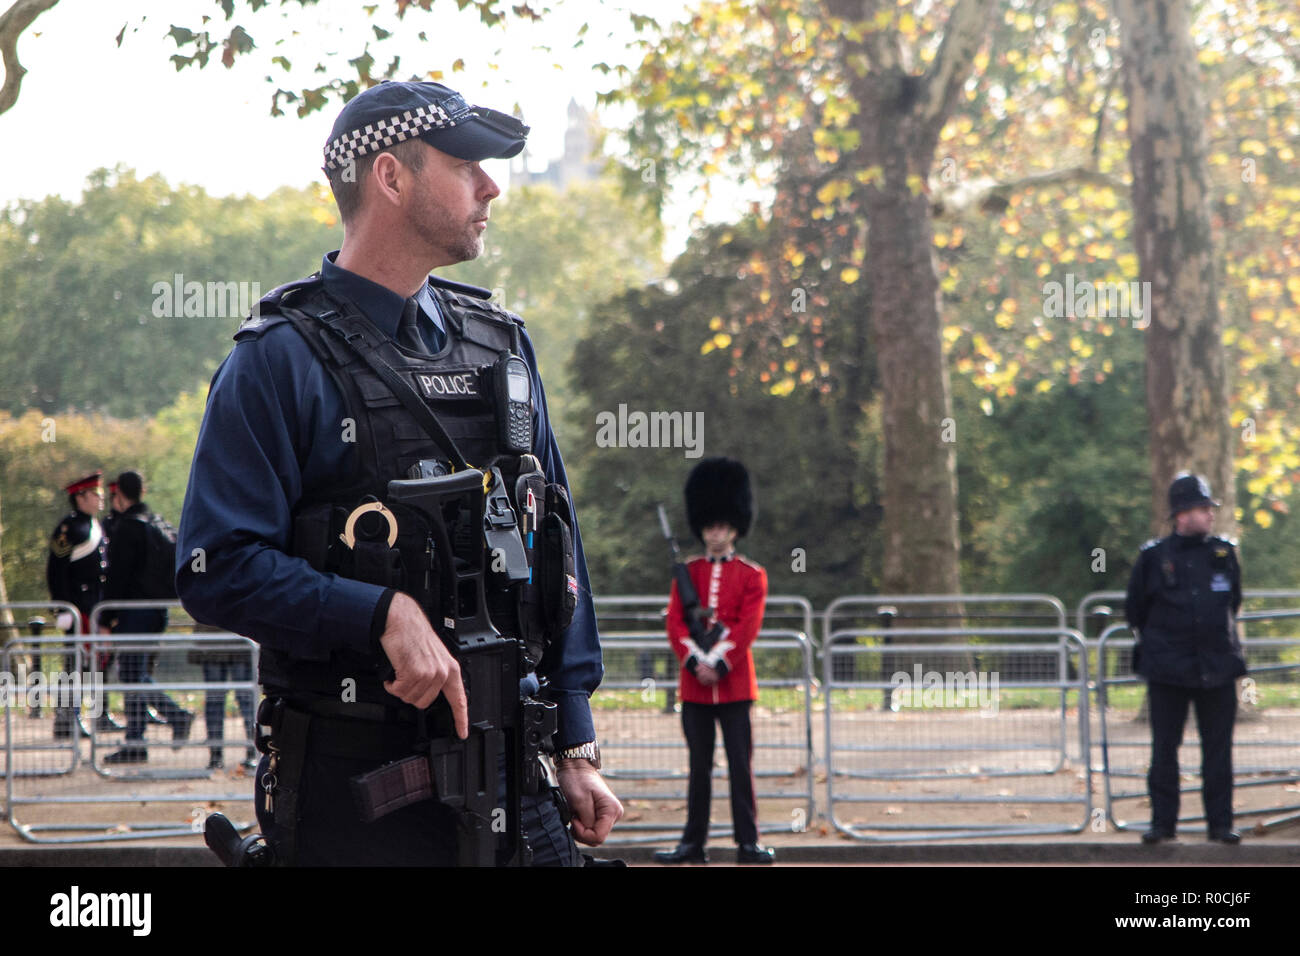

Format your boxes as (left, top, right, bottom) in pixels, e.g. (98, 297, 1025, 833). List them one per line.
(1175, 505, 1216, 536)
(406, 144, 501, 267)
(75, 488, 102, 516)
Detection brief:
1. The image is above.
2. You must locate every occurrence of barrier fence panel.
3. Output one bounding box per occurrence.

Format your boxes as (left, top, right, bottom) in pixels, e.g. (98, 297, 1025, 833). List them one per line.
(824, 628, 1091, 841)
(4, 621, 259, 842)
(825, 594, 1069, 646)
(594, 630, 815, 845)
(594, 595, 814, 644)
(1097, 622, 1300, 833)
(1077, 589, 1300, 641)
(1, 601, 88, 797)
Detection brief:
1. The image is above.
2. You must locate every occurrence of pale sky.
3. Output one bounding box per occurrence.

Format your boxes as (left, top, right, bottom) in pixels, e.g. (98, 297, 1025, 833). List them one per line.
(0, 0, 672, 208)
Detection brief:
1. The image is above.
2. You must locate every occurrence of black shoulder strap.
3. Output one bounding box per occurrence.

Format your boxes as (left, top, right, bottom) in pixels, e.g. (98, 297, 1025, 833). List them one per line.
(284, 299, 473, 473)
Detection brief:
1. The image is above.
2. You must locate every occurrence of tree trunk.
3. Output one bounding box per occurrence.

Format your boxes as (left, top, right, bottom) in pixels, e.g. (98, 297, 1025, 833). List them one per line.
(830, 0, 995, 600)
(1115, 0, 1235, 539)
(862, 183, 961, 597)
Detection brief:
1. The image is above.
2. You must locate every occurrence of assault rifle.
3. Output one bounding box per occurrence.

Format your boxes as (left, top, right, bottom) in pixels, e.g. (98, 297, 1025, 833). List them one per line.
(657, 504, 725, 652)
(351, 466, 555, 866)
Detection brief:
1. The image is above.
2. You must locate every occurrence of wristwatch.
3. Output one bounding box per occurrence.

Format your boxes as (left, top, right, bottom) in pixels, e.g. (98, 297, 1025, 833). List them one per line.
(555, 741, 601, 770)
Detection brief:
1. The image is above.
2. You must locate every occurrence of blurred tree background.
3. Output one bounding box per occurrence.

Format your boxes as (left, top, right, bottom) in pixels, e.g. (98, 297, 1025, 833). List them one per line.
(3, 0, 1300, 620)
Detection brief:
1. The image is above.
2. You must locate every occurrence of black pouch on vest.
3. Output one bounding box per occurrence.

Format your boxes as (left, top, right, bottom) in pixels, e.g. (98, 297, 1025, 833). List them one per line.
(540, 483, 577, 634)
(292, 503, 335, 571)
(353, 540, 404, 590)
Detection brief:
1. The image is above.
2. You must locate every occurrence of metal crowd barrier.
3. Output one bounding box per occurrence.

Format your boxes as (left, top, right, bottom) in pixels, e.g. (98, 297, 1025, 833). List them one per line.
(826, 594, 1069, 644)
(3, 599, 259, 842)
(824, 627, 1091, 841)
(1, 601, 88, 797)
(1097, 621, 1300, 834)
(594, 594, 814, 643)
(594, 629, 816, 845)
(1077, 589, 1300, 639)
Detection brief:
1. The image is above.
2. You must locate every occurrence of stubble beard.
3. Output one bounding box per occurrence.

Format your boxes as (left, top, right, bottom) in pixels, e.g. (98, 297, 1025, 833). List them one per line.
(409, 180, 486, 265)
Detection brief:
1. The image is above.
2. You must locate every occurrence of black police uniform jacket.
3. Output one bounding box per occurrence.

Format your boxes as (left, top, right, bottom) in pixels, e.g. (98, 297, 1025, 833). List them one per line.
(1125, 533, 1246, 687)
(234, 275, 557, 703)
(46, 510, 106, 618)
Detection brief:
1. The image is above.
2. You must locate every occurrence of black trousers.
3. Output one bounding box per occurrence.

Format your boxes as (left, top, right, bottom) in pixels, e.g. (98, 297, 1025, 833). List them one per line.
(254, 741, 582, 867)
(1147, 680, 1237, 832)
(114, 609, 184, 741)
(681, 700, 759, 846)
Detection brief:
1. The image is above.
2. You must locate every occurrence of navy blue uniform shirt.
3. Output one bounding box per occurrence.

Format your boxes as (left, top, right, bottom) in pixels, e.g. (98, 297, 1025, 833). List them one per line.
(176, 253, 602, 748)
(1125, 532, 1246, 688)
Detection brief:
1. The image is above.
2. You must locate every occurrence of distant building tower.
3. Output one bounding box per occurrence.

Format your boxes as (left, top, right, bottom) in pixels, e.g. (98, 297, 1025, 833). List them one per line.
(510, 99, 604, 190)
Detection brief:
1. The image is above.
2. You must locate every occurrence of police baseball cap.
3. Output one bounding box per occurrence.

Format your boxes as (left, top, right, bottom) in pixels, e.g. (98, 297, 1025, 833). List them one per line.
(323, 80, 529, 172)
(1168, 472, 1220, 517)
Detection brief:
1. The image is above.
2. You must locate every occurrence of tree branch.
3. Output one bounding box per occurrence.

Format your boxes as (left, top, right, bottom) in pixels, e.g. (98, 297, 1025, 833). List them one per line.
(931, 165, 1128, 218)
(826, 0, 902, 74)
(0, 0, 60, 117)
(916, 0, 996, 135)
(1091, 71, 1118, 164)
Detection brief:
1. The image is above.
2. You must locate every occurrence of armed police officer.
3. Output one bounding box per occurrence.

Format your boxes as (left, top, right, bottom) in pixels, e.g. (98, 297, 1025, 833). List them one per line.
(1126, 473, 1246, 845)
(177, 79, 621, 865)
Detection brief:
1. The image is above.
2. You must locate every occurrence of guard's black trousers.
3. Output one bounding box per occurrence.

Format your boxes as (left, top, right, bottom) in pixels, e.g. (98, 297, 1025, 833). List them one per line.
(1147, 680, 1238, 833)
(681, 700, 759, 846)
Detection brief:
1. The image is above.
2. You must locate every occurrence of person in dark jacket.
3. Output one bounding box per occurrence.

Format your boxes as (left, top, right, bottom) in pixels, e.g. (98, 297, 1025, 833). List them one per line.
(102, 471, 192, 764)
(1125, 472, 1245, 844)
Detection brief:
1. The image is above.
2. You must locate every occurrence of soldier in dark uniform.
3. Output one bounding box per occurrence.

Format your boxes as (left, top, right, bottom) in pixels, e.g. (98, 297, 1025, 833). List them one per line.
(1126, 472, 1245, 845)
(45, 472, 107, 737)
(177, 80, 621, 865)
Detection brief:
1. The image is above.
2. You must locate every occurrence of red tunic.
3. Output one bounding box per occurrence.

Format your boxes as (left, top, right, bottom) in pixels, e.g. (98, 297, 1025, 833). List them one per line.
(666, 553, 767, 704)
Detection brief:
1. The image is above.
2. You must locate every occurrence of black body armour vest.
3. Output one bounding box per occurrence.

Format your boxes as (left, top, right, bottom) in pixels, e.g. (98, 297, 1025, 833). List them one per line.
(238, 275, 573, 705)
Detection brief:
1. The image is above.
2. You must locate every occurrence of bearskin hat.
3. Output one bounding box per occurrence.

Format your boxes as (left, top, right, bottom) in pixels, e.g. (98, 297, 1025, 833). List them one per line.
(685, 457, 754, 541)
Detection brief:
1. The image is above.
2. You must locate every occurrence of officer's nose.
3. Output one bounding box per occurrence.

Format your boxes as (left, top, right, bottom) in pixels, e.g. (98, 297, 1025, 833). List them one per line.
(477, 166, 501, 202)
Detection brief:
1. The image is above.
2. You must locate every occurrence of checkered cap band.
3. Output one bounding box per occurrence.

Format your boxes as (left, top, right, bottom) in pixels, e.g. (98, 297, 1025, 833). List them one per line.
(324, 102, 457, 171)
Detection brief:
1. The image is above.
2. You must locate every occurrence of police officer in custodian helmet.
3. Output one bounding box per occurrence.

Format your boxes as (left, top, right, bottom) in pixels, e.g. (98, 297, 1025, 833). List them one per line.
(1125, 473, 1246, 845)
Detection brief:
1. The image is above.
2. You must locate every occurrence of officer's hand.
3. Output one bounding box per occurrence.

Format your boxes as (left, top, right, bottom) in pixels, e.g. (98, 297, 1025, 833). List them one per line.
(379, 592, 469, 739)
(556, 760, 624, 846)
(696, 663, 719, 686)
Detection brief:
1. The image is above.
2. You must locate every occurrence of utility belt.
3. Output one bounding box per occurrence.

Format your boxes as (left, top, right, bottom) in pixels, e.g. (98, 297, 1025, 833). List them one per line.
(255, 687, 564, 867)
